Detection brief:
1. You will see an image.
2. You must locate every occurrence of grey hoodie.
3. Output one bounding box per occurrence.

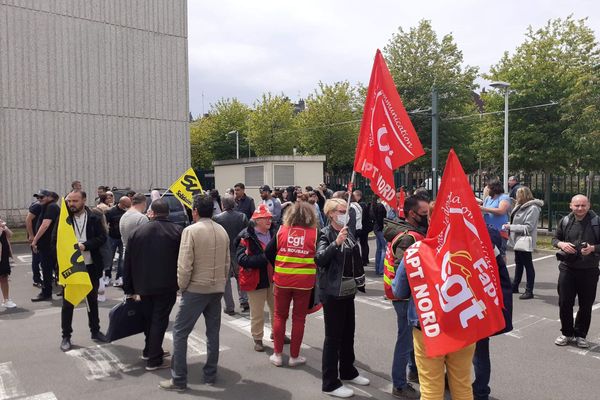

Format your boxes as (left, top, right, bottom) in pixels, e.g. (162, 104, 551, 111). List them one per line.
(508, 199, 544, 251)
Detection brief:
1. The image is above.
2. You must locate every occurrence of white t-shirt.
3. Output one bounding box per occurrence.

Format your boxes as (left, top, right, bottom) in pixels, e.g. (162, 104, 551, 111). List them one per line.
(73, 212, 93, 265)
(350, 202, 362, 231)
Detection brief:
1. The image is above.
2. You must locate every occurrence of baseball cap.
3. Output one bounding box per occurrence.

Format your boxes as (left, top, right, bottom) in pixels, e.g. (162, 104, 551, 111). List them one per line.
(259, 185, 272, 193)
(33, 189, 52, 198)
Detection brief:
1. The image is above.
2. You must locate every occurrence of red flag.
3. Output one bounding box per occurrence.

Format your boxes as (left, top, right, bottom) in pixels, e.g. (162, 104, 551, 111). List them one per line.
(404, 149, 505, 357)
(397, 187, 406, 218)
(354, 50, 425, 210)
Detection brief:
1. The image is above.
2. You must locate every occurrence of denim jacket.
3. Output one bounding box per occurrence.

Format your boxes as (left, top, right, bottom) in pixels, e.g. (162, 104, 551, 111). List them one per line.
(391, 258, 420, 328)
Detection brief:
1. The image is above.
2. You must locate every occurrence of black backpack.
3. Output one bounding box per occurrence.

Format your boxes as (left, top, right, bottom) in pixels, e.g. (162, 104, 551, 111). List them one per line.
(560, 213, 600, 244)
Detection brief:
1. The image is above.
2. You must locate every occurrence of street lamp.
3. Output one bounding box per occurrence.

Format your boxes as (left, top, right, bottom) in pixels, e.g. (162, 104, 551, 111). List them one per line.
(490, 81, 510, 193)
(227, 130, 239, 159)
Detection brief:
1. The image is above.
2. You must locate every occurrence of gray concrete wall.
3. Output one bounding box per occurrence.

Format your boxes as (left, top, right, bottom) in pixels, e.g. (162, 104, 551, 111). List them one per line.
(0, 0, 190, 226)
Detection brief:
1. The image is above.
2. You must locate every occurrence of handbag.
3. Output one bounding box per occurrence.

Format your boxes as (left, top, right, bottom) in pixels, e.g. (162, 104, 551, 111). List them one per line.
(513, 227, 533, 252)
(105, 297, 145, 342)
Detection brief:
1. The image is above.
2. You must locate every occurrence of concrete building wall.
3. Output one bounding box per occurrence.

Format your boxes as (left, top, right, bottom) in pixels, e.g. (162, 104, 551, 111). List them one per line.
(213, 156, 326, 200)
(0, 0, 190, 225)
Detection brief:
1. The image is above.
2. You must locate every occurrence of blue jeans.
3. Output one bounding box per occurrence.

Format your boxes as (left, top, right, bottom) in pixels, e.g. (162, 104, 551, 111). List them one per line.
(107, 237, 123, 279)
(171, 292, 222, 386)
(472, 337, 491, 400)
(375, 230, 386, 275)
(392, 301, 417, 389)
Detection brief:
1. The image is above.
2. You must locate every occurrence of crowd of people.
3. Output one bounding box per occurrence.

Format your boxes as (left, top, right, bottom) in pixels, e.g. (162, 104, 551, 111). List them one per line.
(0, 175, 598, 399)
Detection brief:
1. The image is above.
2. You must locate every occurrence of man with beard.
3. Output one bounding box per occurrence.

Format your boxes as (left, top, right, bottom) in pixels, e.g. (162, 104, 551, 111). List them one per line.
(259, 185, 282, 227)
(31, 189, 60, 302)
(60, 190, 108, 351)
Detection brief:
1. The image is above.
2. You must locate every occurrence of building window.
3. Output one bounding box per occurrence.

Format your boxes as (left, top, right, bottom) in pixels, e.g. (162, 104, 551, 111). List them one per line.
(245, 166, 264, 187)
(274, 164, 294, 187)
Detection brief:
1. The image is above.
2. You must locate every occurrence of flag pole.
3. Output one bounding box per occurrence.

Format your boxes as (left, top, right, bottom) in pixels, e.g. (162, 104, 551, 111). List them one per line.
(344, 171, 356, 224)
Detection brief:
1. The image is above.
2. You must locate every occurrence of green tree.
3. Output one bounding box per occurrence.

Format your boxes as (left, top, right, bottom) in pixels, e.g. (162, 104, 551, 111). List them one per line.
(296, 81, 362, 173)
(383, 20, 479, 172)
(475, 16, 599, 175)
(190, 116, 217, 170)
(247, 93, 296, 156)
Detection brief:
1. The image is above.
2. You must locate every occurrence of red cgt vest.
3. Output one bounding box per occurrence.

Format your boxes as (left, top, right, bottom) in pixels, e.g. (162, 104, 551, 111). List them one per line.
(383, 230, 425, 300)
(274, 226, 318, 290)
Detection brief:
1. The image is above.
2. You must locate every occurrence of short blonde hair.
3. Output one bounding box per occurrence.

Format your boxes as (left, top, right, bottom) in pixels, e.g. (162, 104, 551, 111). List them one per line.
(323, 198, 347, 219)
(516, 186, 534, 205)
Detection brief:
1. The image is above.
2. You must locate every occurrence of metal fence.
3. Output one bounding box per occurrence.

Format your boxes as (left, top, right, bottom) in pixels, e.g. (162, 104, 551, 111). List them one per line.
(325, 171, 600, 231)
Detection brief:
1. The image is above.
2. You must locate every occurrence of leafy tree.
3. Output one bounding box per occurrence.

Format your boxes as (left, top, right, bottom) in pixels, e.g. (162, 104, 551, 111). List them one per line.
(247, 93, 296, 156)
(383, 20, 479, 172)
(190, 116, 217, 170)
(296, 81, 362, 173)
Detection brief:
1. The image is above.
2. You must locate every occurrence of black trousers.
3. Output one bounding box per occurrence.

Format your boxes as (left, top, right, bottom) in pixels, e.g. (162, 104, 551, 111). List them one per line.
(61, 267, 100, 338)
(38, 246, 57, 297)
(513, 250, 535, 292)
(558, 267, 600, 338)
(322, 297, 359, 392)
(141, 292, 177, 367)
(357, 230, 370, 265)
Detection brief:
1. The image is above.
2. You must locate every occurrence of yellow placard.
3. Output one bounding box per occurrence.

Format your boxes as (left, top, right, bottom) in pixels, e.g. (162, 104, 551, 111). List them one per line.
(56, 198, 92, 306)
(167, 168, 203, 209)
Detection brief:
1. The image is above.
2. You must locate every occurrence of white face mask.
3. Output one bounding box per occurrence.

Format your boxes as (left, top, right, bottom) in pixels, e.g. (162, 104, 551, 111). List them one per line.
(335, 213, 348, 226)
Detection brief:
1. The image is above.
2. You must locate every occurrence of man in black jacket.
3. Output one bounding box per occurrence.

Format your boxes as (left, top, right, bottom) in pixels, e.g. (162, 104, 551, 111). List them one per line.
(60, 190, 108, 351)
(214, 195, 249, 315)
(233, 183, 256, 220)
(123, 199, 183, 370)
(552, 194, 600, 349)
(104, 196, 130, 287)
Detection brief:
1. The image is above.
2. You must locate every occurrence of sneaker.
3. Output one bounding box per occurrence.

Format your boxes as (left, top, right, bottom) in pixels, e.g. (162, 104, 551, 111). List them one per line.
(343, 375, 370, 386)
(392, 383, 420, 399)
(288, 356, 306, 367)
(145, 361, 170, 371)
(254, 340, 264, 352)
(158, 379, 186, 392)
(60, 337, 72, 352)
(241, 303, 250, 312)
(555, 335, 575, 346)
(142, 351, 170, 360)
(113, 277, 123, 287)
(91, 331, 108, 343)
(97, 293, 106, 302)
(519, 291, 534, 300)
(224, 309, 236, 316)
(269, 353, 283, 367)
(31, 293, 52, 302)
(576, 337, 590, 348)
(2, 299, 16, 308)
(324, 385, 354, 398)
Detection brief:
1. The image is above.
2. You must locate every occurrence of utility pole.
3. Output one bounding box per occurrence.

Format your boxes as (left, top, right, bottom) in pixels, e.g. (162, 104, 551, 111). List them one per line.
(431, 87, 439, 200)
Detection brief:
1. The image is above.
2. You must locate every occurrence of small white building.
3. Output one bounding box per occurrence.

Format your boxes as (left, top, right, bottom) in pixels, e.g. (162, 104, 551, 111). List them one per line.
(213, 155, 326, 199)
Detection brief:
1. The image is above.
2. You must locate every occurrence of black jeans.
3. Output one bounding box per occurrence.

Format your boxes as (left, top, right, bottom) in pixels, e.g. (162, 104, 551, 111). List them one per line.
(513, 250, 535, 292)
(472, 337, 491, 400)
(558, 267, 600, 338)
(38, 246, 57, 297)
(358, 230, 370, 265)
(61, 266, 100, 338)
(141, 292, 177, 367)
(322, 297, 359, 392)
(31, 250, 42, 284)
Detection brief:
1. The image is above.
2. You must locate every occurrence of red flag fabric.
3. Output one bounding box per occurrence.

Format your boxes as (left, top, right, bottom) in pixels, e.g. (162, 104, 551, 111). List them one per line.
(354, 50, 425, 210)
(397, 187, 406, 218)
(404, 149, 505, 357)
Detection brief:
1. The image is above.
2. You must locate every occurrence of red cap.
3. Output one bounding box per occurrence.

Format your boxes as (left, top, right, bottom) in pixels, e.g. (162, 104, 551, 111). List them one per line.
(251, 204, 272, 220)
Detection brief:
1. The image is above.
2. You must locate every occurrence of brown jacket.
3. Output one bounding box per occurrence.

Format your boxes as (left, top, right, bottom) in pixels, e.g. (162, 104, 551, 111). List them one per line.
(177, 218, 230, 294)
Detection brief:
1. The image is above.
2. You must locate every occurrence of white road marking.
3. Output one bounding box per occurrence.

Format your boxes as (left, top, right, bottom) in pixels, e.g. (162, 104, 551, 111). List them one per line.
(364, 278, 382, 286)
(67, 345, 139, 380)
(164, 331, 229, 356)
(223, 315, 310, 349)
(0, 362, 26, 399)
(506, 254, 555, 268)
(20, 393, 58, 400)
(355, 296, 393, 310)
(505, 314, 557, 339)
(17, 255, 32, 264)
(347, 384, 373, 398)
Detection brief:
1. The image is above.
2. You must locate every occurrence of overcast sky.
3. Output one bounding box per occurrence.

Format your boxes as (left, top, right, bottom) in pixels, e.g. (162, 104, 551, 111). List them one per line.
(187, 0, 599, 117)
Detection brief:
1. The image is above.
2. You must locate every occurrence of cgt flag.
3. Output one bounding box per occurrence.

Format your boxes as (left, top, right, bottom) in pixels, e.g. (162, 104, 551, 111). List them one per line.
(354, 49, 424, 211)
(404, 149, 505, 357)
(56, 198, 92, 307)
(168, 168, 203, 209)
(397, 187, 406, 218)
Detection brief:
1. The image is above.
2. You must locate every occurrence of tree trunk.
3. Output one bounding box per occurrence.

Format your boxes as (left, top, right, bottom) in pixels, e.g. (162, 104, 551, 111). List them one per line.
(544, 171, 552, 231)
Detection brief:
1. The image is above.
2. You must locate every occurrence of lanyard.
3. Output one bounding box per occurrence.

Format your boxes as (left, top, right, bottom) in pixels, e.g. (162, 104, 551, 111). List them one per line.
(73, 212, 87, 239)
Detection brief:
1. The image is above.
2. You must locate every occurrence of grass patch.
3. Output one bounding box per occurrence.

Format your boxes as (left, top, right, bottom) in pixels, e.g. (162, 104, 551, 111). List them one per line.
(8, 227, 27, 242)
(536, 235, 554, 250)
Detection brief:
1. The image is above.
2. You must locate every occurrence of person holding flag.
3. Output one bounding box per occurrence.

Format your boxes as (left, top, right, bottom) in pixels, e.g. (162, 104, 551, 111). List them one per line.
(59, 190, 109, 352)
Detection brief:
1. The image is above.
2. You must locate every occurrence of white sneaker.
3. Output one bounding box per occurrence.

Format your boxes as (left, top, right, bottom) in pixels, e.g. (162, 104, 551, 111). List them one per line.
(113, 277, 123, 287)
(97, 293, 106, 302)
(324, 385, 354, 398)
(343, 375, 370, 386)
(269, 353, 283, 367)
(2, 299, 16, 308)
(288, 356, 306, 367)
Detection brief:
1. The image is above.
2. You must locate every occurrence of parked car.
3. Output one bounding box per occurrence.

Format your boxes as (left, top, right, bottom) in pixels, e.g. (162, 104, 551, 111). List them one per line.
(145, 191, 190, 227)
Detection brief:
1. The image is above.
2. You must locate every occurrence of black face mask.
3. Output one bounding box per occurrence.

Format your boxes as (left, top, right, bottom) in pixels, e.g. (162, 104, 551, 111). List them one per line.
(415, 213, 429, 230)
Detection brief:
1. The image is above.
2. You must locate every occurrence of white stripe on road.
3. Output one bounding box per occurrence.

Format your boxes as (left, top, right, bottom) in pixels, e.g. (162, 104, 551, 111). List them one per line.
(354, 296, 392, 310)
(0, 362, 26, 399)
(20, 393, 58, 400)
(223, 315, 311, 349)
(506, 254, 555, 268)
(67, 345, 140, 380)
(164, 331, 229, 356)
(17, 255, 32, 264)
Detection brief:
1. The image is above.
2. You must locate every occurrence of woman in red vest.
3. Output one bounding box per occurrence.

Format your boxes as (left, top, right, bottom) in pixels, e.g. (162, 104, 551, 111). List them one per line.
(266, 202, 319, 367)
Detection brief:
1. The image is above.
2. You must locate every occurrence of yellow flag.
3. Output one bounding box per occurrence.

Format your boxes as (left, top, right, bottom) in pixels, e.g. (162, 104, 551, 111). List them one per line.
(167, 168, 203, 209)
(56, 198, 92, 306)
